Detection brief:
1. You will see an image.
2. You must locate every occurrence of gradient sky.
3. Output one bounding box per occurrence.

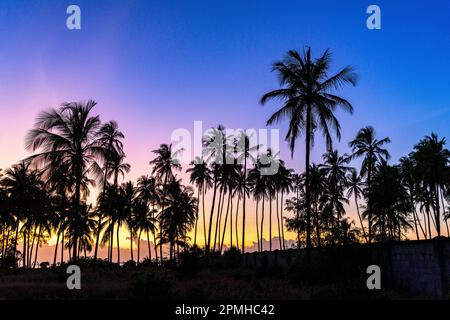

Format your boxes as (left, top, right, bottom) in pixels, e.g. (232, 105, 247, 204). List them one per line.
(1, 0, 450, 253)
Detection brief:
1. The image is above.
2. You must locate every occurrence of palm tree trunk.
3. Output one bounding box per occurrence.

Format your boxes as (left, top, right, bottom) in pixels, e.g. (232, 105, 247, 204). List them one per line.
(304, 105, 312, 251)
(367, 161, 372, 244)
(147, 230, 152, 262)
(202, 187, 207, 248)
(12, 222, 20, 269)
(355, 196, 368, 242)
(207, 179, 218, 254)
(281, 192, 286, 249)
(260, 194, 265, 252)
(230, 193, 233, 249)
(242, 156, 247, 254)
(235, 197, 240, 250)
(214, 188, 225, 252)
(116, 224, 120, 265)
(269, 194, 272, 251)
(53, 229, 60, 267)
(314, 203, 321, 248)
(152, 203, 158, 262)
(60, 232, 64, 265)
(194, 188, 200, 247)
(255, 199, 260, 251)
(130, 231, 134, 262)
(160, 175, 168, 265)
(33, 226, 41, 268)
(220, 192, 232, 252)
(435, 185, 441, 237)
(276, 193, 282, 250)
(137, 229, 142, 265)
(439, 189, 449, 237)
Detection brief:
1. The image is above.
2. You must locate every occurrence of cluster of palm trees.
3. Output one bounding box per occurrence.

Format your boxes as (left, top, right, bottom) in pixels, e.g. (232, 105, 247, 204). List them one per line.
(1, 47, 450, 269)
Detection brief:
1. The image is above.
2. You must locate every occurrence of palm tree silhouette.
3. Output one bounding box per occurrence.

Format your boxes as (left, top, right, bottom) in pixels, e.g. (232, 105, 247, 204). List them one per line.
(150, 143, 181, 263)
(24, 100, 106, 261)
(346, 169, 368, 242)
(410, 133, 450, 237)
(349, 126, 390, 243)
(94, 121, 125, 261)
(261, 48, 357, 250)
(137, 175, 160, 261)
(133, 198, 157, 265)
(235, 131, 259, 254)
(186, 157, 213, 248)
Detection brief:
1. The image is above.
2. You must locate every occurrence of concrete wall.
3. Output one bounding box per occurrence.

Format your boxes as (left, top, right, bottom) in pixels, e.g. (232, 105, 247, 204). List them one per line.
(241, 238, 450, 298)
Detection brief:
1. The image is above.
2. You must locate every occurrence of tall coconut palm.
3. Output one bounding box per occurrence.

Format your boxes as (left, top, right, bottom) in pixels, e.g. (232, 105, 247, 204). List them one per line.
(133, 199, 157, 265)
(25, 101, 105, 260)
(136, 175, 160, 261)
(186, 157, 213, 248)
(158, 179, 197, 261)
(319, 150, 353, 224)
(411, 133, 450, 237)
(346, 169, 368, 242)
(203, 125, 229, 253)
(261, 48, 357, 250)
(349, 126, 390, 243)
(235, 131, 259, 254)
(366, 161, 412, 241)
(150, 143, 181, 263)
(94, 121, 125, 261)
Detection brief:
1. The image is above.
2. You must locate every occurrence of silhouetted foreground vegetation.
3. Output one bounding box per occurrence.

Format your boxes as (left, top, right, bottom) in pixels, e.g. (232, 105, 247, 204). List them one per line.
(0, 251, 426, 300)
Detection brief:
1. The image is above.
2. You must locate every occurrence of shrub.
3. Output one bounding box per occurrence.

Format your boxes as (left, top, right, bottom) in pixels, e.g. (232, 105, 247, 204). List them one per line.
(132, 270, 174, 300)
(40, 261, 50, 269)
(122, 260, 136, 270)
(220, 247, 241, 268)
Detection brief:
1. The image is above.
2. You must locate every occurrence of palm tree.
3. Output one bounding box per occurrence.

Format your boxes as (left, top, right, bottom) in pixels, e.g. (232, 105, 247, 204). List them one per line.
(366, 161, 412, 241)
(261, 48, 357, 250)
(158, 179, 197, 261)
(136, 175, 160, 261)
(186, 157, 213, 248)
(411, 133, 450, 237)
(1, 163, 44, 267)
(346, 169, 368, 242)
(231, 170, 250, 250)
(133, 198, 157, 265)
(25, 100, 106, 261)
(235, 131, 259, 254)
(150, 143, 181, 263)
(349, 126, 390, 243)
(319, 150, 353, 224)
(274, 162, 293, 249)
(203, 125, 229, 253)
(94, 121, 125, 261)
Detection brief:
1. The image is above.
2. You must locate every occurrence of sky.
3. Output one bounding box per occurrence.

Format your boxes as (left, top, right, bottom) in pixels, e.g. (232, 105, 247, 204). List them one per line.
(1, 0, 450, 259)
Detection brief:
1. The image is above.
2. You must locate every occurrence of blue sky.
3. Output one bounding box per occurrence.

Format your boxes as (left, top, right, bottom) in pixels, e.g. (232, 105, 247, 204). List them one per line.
(1, 0, 449, 173)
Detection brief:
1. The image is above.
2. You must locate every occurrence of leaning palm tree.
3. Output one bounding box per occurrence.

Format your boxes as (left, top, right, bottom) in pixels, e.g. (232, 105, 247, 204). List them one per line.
(24, 100, 106, 261)
(349, 126, 390, 243)
(346, 169, 368, 242)
(261, 48, 357, 250)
